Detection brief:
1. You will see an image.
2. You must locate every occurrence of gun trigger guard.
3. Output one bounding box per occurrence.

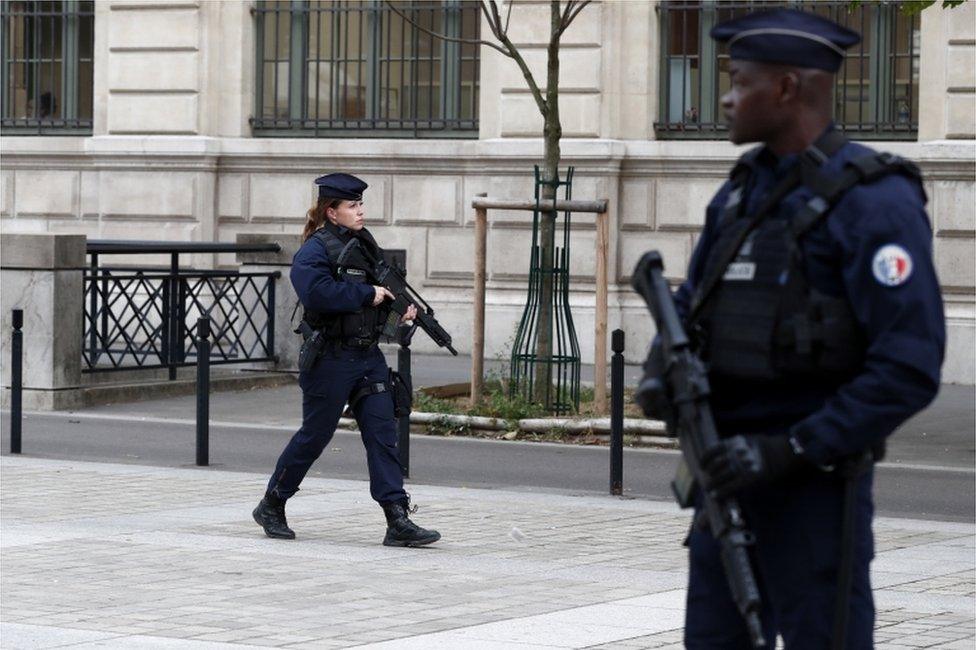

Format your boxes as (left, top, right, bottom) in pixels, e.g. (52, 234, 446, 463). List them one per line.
(390, 294, 411, 314)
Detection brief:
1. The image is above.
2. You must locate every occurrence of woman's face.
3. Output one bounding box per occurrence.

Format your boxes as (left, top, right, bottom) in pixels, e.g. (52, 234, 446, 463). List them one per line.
(327, 200, 365, 231)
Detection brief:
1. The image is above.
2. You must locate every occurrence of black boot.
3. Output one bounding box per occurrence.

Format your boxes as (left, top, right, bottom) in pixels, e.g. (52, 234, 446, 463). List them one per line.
(382, 501, 441, 547)
(252, 493, 295, 539)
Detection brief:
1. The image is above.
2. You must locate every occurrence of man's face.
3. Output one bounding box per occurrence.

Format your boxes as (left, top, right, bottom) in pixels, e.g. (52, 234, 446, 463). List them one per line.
(720, 60, 785, 145)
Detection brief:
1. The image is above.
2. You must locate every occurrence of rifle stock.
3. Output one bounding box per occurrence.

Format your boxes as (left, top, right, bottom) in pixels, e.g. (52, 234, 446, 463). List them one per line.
(338, 240, 458, 356)
(632, 250, 767, 649)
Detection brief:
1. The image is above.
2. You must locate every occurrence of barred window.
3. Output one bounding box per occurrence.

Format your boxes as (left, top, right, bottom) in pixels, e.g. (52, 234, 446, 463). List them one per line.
(1, 0, 94, 134)
(656, 1, 920, 140)
(252, 0, 480, 138)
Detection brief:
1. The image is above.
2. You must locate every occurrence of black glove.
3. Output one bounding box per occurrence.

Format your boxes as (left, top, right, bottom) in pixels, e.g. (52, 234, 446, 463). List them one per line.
(701, 435, 807, 499)
(634, 339, 678, 434)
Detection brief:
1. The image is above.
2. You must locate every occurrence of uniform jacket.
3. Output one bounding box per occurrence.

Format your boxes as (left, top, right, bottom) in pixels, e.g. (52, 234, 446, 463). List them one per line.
(290, 225, 376, 315)
(673, 130, 946, 466)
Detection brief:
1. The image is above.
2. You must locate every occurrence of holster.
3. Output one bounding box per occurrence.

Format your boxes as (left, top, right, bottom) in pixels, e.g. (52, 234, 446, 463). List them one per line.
(296, 321, 327, 372)
(347, 369, 412, 418)
(389, 369, 412, 418)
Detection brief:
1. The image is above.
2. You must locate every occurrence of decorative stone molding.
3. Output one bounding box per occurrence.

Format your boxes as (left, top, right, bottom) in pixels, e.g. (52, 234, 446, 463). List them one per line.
(1, 137, 973, 383)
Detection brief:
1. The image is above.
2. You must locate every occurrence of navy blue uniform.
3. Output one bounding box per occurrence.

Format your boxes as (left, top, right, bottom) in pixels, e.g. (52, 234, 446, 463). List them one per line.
(266, 234, 407, 506)
(675, 135, 946, 648)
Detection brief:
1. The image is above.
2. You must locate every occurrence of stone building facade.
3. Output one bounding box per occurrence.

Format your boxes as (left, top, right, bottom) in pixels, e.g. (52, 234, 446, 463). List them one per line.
(1, 1, 974, 384)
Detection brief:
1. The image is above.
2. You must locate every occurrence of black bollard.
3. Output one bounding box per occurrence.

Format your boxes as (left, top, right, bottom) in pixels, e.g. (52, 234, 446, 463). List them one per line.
(397, 323, 416, 479)
(610, 329, 625, 495)
(195, 317, 211, 466)
(10, 309, 24, 454)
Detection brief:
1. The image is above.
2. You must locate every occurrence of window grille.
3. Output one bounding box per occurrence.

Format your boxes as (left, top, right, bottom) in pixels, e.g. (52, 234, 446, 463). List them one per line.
(252, 0, 480, 138)
(656, 1, 921, 140)
(1, 0, 94, 134)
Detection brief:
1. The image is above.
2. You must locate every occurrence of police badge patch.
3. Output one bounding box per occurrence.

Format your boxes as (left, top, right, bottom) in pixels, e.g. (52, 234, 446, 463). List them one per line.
(872, 244, 913, 287)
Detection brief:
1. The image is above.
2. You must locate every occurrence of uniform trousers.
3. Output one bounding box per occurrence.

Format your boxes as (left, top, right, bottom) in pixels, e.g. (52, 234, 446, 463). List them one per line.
(685, 468, 875, 649)
(267, 344, 407, 506)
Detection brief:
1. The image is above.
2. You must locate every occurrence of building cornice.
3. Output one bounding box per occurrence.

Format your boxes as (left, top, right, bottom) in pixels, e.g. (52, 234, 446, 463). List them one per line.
(2, 136, 973, 180)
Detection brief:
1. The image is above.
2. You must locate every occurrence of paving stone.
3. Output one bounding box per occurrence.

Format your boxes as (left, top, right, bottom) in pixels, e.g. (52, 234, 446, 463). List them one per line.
(1, 456, 973, 649)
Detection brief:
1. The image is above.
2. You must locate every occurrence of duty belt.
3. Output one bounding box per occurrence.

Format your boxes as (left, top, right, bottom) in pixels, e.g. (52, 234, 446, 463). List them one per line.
(340, 337, 376, 351)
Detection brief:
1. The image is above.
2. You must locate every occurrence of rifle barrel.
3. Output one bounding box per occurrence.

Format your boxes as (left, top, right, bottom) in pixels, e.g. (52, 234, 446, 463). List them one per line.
(631, 249, 767, 649)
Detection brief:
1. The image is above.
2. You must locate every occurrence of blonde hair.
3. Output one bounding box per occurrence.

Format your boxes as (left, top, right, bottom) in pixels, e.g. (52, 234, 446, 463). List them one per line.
(302, 197, 343, 242)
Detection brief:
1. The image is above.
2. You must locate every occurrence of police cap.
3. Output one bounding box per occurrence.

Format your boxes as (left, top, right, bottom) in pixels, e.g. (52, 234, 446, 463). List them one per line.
(314, 172, 368, 201)
(710, 8, 860, 73)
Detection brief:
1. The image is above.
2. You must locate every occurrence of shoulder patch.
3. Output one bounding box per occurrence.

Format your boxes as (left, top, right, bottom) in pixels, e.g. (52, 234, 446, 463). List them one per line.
(872, 244, 913, 287)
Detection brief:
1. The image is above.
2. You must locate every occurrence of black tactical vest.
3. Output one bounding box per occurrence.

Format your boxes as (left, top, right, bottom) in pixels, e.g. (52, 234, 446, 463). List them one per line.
(692, 139, 923, 383)
(303, 223, 389, 347)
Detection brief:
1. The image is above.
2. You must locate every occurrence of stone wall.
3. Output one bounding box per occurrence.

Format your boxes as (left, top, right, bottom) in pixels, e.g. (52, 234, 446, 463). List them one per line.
(0, 0, 973, 384)
(3, 137, 973, 383)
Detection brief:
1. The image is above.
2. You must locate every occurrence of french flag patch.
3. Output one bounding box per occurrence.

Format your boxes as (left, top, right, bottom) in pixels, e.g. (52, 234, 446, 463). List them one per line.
(872, 244, 914, 287)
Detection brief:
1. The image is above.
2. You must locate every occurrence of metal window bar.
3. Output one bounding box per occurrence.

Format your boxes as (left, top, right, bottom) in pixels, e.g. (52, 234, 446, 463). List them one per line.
(654, 0, 920, 140)
(1, 0, 93, 134)
(251, 0, 479, 137)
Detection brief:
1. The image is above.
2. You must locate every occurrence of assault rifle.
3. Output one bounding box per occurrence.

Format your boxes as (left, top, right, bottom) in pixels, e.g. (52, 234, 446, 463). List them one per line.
(631, 251, 766, 649)
(337, 239, 458, 356)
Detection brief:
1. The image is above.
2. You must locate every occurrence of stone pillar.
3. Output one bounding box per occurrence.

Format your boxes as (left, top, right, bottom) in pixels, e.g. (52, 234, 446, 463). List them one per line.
(0, 234, 86, 410)
(236, 233, 303, 372)
(918, 2, 976, 141)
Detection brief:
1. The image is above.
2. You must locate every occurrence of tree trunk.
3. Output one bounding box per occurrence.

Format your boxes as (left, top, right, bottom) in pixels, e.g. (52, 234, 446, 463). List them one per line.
(532, 0, 563, 405)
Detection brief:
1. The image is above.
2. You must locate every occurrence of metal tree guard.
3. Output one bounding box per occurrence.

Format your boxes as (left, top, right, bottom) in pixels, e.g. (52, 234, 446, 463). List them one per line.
(509, 166, 582, 414)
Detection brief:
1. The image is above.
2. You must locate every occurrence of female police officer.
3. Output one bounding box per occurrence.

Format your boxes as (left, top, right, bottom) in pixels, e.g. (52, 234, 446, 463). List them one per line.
(253, 172, 440, 547)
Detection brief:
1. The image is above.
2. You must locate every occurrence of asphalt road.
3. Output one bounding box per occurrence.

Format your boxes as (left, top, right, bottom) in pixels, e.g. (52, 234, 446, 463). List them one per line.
(3, 410, 973, 523)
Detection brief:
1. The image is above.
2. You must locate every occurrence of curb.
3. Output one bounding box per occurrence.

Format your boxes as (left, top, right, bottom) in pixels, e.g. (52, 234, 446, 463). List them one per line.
(385, 411, 679, 448)
(409, 411, 667, 434)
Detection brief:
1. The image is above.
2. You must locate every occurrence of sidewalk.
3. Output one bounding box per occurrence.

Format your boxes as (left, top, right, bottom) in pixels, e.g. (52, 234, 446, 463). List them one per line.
(2, 455, 973, 649)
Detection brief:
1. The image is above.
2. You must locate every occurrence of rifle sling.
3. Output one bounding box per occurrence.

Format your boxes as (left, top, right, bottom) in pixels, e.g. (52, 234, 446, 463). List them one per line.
(687, 130, 848, 327)
(687, 165, 802, 326)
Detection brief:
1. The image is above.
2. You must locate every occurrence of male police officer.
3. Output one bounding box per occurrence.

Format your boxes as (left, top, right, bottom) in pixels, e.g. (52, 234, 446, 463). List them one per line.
(253, 172, 440, 548)
(665, 8, 946, 649)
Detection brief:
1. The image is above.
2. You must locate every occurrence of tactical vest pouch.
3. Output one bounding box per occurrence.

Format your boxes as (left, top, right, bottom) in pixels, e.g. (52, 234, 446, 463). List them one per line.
(310, 228, 388, 347)
(774, 288, 864, 376)
(699, 219, 792, 380)
(702, 221, 863, 381)
(336, 266, 384, 344)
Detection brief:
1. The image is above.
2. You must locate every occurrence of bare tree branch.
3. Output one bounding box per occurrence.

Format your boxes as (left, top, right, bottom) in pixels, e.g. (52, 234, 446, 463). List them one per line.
(383, 1, 510, 56)
(558, 0, 591, 36)
(503, 0, 514, 36)
(485, 0, 548, 117)
(385, 0, 548, 118)
(560, 0, 579, 30)
(486, 0, 506, 38)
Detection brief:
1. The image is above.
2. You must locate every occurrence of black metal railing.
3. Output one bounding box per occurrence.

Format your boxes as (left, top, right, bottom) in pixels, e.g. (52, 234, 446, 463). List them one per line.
(656, 1, 920, 140)
(251, 0, 480, 138)
(83, 241, 281, 379)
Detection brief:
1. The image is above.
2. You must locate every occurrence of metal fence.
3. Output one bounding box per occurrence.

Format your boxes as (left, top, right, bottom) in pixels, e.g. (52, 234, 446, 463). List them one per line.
(656, 1, 921, 139)
(83, 241, 281, 378)
(1, 0, 94, 134)
(251, 0, 480, 137)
